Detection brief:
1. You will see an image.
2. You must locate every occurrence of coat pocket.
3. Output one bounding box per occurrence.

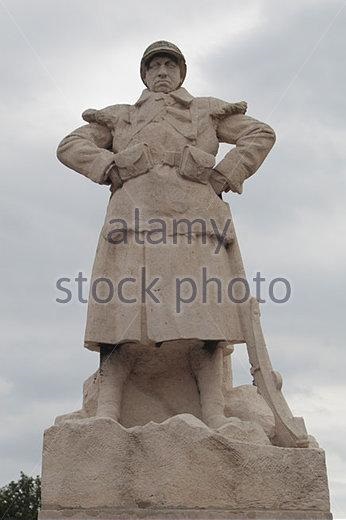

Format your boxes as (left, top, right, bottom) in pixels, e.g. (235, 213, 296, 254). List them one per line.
(114, 143, 153, 182)
(179, 145, 215, 184)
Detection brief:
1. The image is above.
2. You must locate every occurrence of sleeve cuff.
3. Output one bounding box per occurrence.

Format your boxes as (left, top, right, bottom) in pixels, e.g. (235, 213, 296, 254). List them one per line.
(214, 162, 245, 194)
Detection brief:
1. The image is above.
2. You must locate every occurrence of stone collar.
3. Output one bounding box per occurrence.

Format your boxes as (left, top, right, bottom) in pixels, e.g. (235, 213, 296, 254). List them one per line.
(135, 87, 194, 107)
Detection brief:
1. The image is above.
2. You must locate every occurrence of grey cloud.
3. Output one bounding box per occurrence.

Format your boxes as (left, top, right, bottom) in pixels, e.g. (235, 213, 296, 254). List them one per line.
(201, 0, 345, 117)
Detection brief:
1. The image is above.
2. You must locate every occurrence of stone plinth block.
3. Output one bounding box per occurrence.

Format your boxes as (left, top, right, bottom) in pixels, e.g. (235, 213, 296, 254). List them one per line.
(39, 414, 331, 520)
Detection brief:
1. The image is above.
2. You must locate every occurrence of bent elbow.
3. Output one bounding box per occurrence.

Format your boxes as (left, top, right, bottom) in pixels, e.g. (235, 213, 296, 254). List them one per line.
(264, 123, 276, 146)
(56, 135, 75, 168)
(56, 138, 67, 164)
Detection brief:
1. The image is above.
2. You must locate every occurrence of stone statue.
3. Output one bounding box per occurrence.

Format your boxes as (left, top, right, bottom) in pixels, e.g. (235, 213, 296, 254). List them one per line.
(39, 41, 332, 520)
(56, 40, 275, 426)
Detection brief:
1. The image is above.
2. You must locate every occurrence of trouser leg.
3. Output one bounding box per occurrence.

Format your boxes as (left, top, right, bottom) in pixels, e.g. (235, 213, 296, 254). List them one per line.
(96, 343, 133, 421)
(189, 341, 227, 428)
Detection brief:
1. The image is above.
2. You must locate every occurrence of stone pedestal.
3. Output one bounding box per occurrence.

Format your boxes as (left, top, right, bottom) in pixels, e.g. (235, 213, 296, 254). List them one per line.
(39, 414, 332, 520)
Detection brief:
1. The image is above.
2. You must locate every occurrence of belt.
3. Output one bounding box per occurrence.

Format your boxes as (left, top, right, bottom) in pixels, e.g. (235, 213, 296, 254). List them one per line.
(113, 144, 215, 186)
(157, 150, 182, 167)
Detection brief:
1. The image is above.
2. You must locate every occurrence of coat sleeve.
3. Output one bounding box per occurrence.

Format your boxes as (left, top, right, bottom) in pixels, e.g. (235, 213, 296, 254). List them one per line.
(212, 102, 276, 194)
(56, 122, 115, 185)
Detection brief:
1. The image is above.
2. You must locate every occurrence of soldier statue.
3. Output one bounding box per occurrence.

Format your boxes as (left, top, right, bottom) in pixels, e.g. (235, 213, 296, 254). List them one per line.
(57, 41, 308, 446)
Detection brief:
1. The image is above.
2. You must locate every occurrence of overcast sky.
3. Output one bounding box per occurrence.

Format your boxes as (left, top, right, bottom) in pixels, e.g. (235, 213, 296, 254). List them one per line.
(0, 0, 345, 517)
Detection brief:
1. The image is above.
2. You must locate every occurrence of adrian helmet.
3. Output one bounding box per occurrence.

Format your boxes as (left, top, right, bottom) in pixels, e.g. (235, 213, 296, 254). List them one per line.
(140, 40, 187, 87)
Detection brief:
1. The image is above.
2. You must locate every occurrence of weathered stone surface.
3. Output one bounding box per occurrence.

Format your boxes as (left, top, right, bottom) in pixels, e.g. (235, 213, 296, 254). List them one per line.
(39, 508, 332, 519)
(225, 384, 276, 439)
(40, 414, 331, 518)
(55, 351, 273, 442)
(217, 417, 270, 445)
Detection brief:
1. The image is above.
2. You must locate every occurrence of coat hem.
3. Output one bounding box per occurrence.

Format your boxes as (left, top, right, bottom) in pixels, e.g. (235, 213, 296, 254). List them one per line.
(84, 336, 245, 352)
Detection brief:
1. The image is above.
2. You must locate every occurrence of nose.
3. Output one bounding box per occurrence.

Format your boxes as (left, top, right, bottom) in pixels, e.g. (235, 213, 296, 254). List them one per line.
(157, 65, 168, 77)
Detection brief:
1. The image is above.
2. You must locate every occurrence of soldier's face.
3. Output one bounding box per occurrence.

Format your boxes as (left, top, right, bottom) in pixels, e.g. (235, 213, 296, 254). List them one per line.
(145, 55, 181, 93)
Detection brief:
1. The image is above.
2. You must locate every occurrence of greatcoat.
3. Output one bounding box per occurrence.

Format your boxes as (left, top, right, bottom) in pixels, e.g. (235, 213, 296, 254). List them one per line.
(57, 87, 275, 351)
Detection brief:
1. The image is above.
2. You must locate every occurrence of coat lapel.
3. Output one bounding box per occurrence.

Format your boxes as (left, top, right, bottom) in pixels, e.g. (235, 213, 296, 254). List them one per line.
(130, 90, 164, 138)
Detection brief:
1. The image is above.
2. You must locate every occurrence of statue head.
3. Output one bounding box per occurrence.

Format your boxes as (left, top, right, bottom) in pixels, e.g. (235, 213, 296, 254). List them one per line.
(140, 41, 187, 93)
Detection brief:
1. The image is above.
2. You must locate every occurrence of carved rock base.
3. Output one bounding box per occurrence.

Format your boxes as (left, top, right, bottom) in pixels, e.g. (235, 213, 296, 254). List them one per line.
(39, 414, 331, 519)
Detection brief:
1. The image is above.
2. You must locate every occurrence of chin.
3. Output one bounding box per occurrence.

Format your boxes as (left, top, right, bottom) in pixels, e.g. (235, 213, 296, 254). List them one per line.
(154, 86, 171, 93)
